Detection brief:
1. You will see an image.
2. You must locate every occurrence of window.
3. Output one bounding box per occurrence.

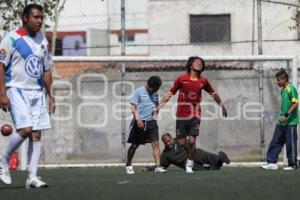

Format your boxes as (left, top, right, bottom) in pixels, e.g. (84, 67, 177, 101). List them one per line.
(190, 15, 231, 43)
(118, 35, 135, 42)
(47, 37, 63, 56)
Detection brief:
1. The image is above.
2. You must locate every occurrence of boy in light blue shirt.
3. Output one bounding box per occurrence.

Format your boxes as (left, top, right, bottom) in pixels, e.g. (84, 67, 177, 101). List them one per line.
(126, 76, 167, 174)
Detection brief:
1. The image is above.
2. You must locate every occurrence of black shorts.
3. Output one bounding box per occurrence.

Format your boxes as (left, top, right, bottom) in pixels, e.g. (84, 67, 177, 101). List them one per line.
(127, 119, 159, 145)
(176, 117, 201, 139)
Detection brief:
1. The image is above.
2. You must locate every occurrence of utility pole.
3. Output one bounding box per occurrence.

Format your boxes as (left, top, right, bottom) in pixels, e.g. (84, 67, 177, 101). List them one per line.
(121, 0, 126, 163)
(257, 0, 265, 161)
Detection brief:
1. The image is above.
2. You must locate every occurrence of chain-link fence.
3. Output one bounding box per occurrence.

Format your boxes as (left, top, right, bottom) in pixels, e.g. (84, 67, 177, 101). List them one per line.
(1, 56, 296, 165)
(0, 1, 300, 165)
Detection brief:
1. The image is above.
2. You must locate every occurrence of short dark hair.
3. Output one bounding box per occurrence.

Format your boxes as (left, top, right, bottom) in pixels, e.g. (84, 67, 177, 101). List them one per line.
(147, 76, 162, 90)
(161, 133, 172, 141)
(186, 56, 205, 73)
(22, 4, 43, 25)
(276, 70, 289, 82)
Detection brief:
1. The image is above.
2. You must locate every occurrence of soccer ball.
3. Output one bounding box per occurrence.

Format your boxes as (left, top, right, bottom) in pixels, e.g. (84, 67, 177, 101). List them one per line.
(1, 124, 13, 136)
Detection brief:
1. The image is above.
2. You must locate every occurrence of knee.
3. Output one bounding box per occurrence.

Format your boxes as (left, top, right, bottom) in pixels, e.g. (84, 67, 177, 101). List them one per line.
(18, 127, 32, 138)
(131, 144, 139, 151)
(30, 131, 42, 142)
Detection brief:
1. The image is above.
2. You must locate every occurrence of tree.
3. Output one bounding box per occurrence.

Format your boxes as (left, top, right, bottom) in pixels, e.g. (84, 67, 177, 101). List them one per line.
(0, 0, 57, 32)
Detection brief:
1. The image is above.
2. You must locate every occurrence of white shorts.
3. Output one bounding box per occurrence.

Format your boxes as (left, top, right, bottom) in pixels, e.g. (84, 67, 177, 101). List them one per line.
(7, 88, 51, 131)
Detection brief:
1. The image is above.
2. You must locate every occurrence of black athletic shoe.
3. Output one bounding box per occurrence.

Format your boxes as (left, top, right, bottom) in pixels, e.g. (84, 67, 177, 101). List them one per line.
(218, 151, 230, 165)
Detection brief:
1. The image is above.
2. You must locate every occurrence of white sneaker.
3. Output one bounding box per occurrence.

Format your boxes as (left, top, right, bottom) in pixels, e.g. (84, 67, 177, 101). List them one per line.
(185, 159, 194, 173)
(126, 166, 135, 174)
(261, 163, 278, 170)
(25, 177, 48, 189)
(283, 166, 296, 170)
(0, 159, 11, 184)
(154, 166, 167, 173)
(186, 165, 193, 173)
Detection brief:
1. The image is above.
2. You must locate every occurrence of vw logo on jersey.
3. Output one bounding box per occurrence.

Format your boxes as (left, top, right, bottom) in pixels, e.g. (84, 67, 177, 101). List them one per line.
(25, 55, 43, 78)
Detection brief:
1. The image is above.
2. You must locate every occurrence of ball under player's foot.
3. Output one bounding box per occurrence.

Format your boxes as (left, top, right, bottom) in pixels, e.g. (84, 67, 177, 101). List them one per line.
(0, 158, 12, 184)
(25, 176, 48, 189)
(154, 166, 167, 173)
(126, 165, 135, 174)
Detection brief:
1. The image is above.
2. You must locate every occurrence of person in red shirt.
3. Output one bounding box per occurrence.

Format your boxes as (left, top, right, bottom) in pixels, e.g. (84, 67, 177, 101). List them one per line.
(158, 56, 227, 173)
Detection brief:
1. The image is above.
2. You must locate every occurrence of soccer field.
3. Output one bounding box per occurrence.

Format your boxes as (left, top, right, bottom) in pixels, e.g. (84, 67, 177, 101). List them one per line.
(1, 167, 300, 200)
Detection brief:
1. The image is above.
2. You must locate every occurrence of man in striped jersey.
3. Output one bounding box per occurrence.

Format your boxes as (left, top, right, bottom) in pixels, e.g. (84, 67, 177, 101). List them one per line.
(0, 4, 55, 188)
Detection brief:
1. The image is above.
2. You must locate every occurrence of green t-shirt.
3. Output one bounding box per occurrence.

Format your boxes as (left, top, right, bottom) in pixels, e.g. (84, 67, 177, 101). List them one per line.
(278, 83, 299, 126)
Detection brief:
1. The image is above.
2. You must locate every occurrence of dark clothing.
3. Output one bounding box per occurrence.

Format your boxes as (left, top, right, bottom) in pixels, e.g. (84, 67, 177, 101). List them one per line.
(266, 124, 298, 166)
(161, 139, 224, 170)
(176, 117, 201, 138)
(127, 119, 159, 145)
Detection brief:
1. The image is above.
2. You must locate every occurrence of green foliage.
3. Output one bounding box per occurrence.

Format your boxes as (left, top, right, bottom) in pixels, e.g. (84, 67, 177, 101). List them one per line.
(0, 0, 58, 31)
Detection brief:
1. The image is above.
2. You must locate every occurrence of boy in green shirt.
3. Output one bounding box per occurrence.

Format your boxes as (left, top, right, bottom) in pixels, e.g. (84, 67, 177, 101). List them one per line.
(261, 70, 299, 170)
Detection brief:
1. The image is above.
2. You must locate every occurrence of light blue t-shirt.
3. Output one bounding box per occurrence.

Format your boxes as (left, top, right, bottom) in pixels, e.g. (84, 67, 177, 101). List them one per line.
(130, 86, 159, 121)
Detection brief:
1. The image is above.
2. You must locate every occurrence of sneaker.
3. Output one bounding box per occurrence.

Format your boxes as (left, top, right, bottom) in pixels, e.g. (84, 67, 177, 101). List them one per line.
(126, 165, 135, 174)
(25, 177, 48, 189)
(154, 166, 167, 173)
(185, 161, 194, 173)
(0, 159, 11, 184)
(261, 163, 278, 170)
(218, 151, 230, 165)
(283, 166, 297, 170)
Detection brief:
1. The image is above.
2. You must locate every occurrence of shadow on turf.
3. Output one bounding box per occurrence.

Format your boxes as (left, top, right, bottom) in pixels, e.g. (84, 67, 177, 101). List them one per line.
(0, 186, 25, 190)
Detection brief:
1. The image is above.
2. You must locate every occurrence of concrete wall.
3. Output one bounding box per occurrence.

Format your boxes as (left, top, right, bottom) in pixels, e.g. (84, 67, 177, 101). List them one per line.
(0, 69, 282, 164)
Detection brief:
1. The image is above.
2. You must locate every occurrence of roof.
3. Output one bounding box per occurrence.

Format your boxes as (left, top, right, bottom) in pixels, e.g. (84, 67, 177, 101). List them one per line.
(53, 61, 255, 77)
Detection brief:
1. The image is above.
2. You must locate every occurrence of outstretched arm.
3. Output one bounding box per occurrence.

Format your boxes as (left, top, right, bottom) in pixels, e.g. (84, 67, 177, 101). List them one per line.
(212, 92, 227, 117)
(157, 91, 173, 112)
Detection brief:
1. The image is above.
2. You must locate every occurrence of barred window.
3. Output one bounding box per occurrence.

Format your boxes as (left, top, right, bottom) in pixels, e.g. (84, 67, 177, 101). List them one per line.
(190, 15, 231, 43)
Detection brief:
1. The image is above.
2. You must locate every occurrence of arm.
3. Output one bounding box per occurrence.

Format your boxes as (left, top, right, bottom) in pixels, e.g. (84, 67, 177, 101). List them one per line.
(204, 79, 227, 117)
(157, 91, 173, 112)
(212, 92, 227, 117)
(43, 70, 55, 114)
(0, 63, 9, 112)
(280, 102, 298, 123)
(160, 153, 170, 169)
(131, 104, 144, 128)
(157, 78, 180, 112)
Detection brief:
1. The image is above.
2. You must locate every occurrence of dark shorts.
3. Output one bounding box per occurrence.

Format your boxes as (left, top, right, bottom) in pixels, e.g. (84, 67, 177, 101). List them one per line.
(127, 119, 159, 145)
(176, 117, 201, 139)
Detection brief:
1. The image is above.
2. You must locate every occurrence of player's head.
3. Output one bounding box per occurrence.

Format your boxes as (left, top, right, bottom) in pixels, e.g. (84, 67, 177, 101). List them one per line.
(22, 4, 44, 34)
(147, 76, 162, 94)
(186, 56, 205, 75)
(161, 133, 174, 149)
(276, 70, 289, 87)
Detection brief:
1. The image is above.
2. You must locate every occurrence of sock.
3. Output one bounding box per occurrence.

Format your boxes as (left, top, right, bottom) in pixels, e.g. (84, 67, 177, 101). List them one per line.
(1, 132, 25, 164)
(28, 141, 41, 179)
(186, 159, 194, 167)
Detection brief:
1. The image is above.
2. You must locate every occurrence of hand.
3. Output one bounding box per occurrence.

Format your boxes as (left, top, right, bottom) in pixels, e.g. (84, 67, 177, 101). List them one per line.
(0, 94, 9, 112)
(152, 108, 159, 120)
(279, 116, 287, 123)
(48, 97, 56, 115)
(136, 119, 144, 129)
(221, 105, 227, 117)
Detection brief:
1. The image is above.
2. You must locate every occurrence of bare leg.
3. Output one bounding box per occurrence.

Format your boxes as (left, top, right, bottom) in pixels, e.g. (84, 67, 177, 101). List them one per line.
(151, 141, 160, 166)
